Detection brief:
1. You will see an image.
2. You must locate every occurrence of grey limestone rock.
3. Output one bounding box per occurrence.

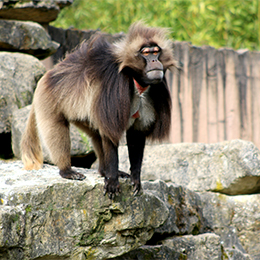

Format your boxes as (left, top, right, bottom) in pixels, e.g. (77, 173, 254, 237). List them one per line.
(0, 52, 46, 133)
(161, 233, 222, 260)
(200, 191, 260, 259)
(0, 160, 169, 260)
(119, 140, 260, 195)
(0, 20, 59, 59)
(0, 0, 73, 23)
(0, 160, 257, 259)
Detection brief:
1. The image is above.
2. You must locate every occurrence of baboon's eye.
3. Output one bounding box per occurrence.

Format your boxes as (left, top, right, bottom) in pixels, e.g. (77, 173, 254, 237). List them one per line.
(153, 46, 160, 55)
(141, 48, 150, 56)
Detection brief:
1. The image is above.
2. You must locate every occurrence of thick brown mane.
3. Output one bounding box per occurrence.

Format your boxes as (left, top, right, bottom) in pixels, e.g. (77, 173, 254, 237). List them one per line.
(85, 34, 132, 143)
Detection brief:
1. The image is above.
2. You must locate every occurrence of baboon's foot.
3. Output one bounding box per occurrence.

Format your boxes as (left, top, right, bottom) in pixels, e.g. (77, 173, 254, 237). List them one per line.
(59, 169, 86, 181)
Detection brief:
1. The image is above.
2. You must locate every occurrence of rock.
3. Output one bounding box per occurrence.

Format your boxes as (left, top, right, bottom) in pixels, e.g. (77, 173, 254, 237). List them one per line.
(161, 233, 222, 260)
(0, 52, 46, 134)
(142, 181, 204, 236)
(0, 160, 257, 259)
(218, 226, 251, 259)
(48, 26, 98, 64)
(223, 249, 253, 260)
(200, 192, 260, 259)
(11, 105, 92, 161)
(0, 20, 59, 59)
(0, 160, 169, 260)
(0, 0, 73, 23)
(220, 227, 253, 260)
(114, 191, 255, 259)
(111, 245, 184, 259)
(48, 25, 124, 64)
(119, 140, 260, 195)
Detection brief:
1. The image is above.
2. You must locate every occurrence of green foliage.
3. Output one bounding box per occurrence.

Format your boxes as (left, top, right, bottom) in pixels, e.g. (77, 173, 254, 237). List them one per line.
(52, 0, 260, 50)
(78, 129, 91, 151)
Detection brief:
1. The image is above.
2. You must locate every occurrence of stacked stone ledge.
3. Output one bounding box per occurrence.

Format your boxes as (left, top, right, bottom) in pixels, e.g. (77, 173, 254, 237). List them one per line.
(0, 1, 260, 259)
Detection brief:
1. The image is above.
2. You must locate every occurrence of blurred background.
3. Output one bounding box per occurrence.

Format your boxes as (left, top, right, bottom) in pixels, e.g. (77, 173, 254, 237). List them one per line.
(52, 0, 260, 51)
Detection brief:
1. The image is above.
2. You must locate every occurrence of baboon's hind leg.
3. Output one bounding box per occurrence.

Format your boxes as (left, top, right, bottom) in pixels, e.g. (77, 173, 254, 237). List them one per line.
(37, 114, 85, 181)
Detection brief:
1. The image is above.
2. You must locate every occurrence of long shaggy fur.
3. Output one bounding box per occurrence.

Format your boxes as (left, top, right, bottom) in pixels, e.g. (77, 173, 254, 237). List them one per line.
(21, 22, 175, 192)
(21, 105, 43, 170)
(114, 21, 175, 72)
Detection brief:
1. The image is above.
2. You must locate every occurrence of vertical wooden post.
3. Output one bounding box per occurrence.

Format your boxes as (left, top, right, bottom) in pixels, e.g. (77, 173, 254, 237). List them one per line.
(222, 49, 241, 140)
(250, 52, 260, 148)
(237, 50, 252, 142)
(205, 46, 218, 143)
(180, 42, 193, 143)
(168, 42, 182, 143)
(189, 46, 208, 143)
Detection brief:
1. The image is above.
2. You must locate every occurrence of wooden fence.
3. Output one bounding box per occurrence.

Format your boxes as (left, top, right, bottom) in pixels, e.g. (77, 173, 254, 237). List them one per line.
(166, 41, 260, 148)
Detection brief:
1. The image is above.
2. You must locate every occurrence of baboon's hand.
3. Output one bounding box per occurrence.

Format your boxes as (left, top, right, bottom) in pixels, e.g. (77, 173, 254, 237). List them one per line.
(103, 176, 121, 200)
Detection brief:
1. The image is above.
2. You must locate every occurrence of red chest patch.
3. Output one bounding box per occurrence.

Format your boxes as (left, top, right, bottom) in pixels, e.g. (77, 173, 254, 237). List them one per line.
(132, 110, 140, 118)
(131, 79, 149, 119)
(133, 79, 149, 95)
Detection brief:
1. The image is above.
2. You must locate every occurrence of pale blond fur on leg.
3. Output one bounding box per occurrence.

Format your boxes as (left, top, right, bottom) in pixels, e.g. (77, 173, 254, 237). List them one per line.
(21, 104, 43, 170)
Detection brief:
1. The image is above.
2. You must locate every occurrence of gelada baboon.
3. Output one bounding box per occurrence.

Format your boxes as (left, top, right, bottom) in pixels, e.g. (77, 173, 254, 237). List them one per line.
(21, 22, 175, 198)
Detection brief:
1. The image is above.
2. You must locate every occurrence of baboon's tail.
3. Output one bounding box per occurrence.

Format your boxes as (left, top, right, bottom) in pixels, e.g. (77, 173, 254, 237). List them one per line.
(21, 105, 43, 170)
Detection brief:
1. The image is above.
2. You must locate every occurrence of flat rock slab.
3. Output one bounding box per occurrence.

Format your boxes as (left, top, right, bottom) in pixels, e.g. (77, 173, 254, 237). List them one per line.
(0, 20, 59, 59)
(119, 139, 260, 195)
(0, 0, 72, 23)
(0, 160, 169, 260)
